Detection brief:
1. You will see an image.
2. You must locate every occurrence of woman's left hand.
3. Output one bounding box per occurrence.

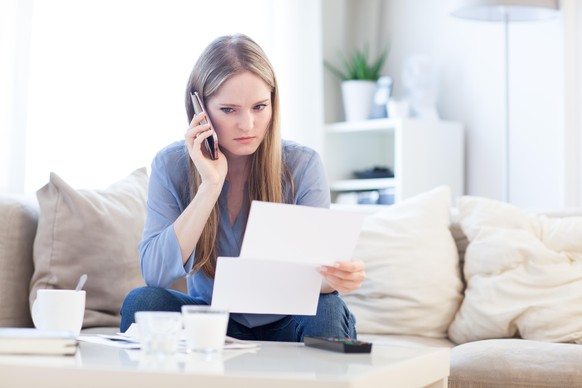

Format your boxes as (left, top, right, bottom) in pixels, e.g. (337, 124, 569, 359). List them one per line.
(319, 260, 366, 294)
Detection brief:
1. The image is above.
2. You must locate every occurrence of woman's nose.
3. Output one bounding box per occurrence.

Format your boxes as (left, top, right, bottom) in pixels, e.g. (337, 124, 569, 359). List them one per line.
(238, 111, 254, 131)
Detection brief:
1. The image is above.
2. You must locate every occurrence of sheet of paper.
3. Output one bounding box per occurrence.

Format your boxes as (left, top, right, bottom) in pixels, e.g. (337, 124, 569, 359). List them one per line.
(212, 257, 322, 315)
(78, 335, 141, 349)
(114, 324, 260, 351)
(240, 201, 366, 265)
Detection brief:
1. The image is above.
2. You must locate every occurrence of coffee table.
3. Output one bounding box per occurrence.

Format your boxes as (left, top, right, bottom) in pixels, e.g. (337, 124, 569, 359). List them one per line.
(0, 337, 449, 387)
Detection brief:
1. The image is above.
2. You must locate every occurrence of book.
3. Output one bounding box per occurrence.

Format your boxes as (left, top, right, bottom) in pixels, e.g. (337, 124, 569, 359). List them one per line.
(0, 328, 78, 356)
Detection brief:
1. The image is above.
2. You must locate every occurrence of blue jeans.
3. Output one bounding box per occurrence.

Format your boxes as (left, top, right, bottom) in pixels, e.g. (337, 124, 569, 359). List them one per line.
(119, 286, 357, 342)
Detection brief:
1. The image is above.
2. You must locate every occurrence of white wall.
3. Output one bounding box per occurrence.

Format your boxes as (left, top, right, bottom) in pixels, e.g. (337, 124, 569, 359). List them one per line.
(322, 0, 572, 208)
(271, 0, 324, 153)
(0, 0, 32, 194)
(563, 0, 582, 206)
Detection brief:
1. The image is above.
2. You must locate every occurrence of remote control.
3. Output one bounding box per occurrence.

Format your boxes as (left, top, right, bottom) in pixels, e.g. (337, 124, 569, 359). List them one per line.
(303, 336, 372, 353)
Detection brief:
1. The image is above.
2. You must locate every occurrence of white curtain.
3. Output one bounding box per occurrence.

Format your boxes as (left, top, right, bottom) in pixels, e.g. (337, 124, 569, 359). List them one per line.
(2, 0, 323, 194)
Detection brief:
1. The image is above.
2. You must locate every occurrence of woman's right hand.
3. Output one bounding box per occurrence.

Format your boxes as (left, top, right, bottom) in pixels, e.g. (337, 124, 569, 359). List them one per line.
(184, 112, 227, 188)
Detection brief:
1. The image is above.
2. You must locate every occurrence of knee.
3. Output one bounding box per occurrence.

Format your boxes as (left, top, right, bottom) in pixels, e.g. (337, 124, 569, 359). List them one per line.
(317, 292, 350, 317)
(316, 292, 357, 337)
(121, 286, 172, 315)
(120, 286, 175, 332)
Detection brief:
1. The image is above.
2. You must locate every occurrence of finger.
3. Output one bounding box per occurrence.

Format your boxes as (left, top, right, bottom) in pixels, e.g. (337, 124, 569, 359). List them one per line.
(319, 265, 365, 288)
(189, 112, 208, 127)
(320, 263, 366, 281)
(322, 269, 366, 286)
(184, 124, 212, 147)
(333, 260, 365, 272)
(323, 275, 362, 294)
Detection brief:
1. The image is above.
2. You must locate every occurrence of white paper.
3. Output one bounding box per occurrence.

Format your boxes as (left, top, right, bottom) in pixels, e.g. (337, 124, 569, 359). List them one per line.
(78, 335, 140, 349)
(240, 201, 366, 265)
(115, 323, 259, 351)
(212, 201, 366, 315)
(212, 258, 322, 315)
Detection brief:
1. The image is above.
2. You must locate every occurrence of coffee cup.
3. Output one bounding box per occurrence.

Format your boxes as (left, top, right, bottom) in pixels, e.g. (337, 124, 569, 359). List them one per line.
(32, 289, 86, 337)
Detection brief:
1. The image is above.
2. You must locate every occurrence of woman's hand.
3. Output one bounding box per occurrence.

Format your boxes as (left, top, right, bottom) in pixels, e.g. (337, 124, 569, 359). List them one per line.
(319, 260, 366, 294)
(184, 112, 227, 187)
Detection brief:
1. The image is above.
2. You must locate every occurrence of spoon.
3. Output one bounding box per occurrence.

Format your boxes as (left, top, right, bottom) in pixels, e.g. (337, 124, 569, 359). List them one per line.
(75, 274, 88, 291)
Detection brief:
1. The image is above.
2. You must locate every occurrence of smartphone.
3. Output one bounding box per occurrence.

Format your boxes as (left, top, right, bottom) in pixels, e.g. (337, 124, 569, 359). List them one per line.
(190, 91, 219, 160)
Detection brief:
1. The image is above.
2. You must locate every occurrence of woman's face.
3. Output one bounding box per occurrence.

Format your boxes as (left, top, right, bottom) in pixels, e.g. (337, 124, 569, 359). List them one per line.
(205, 71, 272, 159)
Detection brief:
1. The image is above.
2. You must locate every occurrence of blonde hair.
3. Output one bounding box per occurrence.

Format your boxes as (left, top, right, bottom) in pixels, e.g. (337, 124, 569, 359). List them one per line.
(184, 34, 290, 278)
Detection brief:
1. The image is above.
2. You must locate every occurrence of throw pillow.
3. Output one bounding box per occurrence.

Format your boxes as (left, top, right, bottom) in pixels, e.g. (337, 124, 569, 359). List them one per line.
(342, 186, 464, 338)
(30, 168, 147, 329)
(448, 196, 582, 344)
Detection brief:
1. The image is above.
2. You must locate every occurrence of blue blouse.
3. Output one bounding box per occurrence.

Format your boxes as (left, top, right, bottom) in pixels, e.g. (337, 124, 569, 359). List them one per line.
(138, 139, 330, 327)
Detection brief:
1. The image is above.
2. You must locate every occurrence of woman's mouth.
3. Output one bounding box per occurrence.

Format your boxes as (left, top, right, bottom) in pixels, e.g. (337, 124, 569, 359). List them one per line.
(234, 136, 255, 144)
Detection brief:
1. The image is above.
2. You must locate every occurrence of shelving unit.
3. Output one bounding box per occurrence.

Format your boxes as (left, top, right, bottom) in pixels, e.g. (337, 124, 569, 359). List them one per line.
(323, 118, 464, 204)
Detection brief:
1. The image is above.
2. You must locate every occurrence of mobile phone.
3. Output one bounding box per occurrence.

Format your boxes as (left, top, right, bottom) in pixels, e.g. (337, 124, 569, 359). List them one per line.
(190, 91, 219, 160)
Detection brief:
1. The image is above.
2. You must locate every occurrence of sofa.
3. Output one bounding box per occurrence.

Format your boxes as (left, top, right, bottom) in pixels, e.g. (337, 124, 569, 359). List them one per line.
(2, 168, 582, 387)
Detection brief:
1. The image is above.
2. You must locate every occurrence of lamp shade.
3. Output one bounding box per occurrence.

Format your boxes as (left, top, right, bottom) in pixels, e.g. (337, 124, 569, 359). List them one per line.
(450, 0, 559, 21)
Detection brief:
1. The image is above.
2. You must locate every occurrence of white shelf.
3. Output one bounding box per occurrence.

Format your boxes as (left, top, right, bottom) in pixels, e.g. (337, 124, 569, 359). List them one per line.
(323, 118, 464, 204)
(330, 178, 395, 192)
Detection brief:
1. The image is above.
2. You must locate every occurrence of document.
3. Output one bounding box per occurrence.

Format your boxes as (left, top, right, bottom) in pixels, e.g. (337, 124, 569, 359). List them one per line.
(212, 201, 366, 316)
(78, 324, 259, 351)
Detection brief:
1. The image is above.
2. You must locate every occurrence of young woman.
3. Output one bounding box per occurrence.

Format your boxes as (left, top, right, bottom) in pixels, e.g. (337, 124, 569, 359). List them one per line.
(120, 34, 366, 341)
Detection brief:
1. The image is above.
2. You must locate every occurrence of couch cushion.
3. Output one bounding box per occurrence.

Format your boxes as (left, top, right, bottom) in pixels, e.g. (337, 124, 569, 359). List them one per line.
(449, 339, 582, 387)
(358, 333, 455, 349)
(448, 196, 582, 344)
(30, 168, 147, 329)
(0, 196, 38, 327)
(341, 186, 464, 338)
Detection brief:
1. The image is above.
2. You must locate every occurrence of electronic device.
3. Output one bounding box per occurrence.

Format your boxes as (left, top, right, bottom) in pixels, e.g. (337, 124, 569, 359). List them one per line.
(303, 336, 372, 353)
(190, 91, 218, 160)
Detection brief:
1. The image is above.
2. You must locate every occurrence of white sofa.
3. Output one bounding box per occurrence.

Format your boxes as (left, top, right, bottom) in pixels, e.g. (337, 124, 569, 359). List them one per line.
(2, 169, 582, 387)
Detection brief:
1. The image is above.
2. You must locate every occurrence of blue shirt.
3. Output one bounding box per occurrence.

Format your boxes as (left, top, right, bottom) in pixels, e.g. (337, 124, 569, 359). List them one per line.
(139, 139, 330, 327)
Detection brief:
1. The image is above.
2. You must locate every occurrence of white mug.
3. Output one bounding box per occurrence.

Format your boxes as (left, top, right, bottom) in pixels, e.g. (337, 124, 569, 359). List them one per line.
(32, 289, 86, 337)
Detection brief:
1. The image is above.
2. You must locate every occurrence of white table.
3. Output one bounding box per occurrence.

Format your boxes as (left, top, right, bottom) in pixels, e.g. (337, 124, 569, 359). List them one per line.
(0, 338, 449, 388)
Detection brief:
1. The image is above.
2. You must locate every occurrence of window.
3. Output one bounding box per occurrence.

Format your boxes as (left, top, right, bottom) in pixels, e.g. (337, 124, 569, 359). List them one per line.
(24, 0, 273, 191)
(3, 0, 323, 193)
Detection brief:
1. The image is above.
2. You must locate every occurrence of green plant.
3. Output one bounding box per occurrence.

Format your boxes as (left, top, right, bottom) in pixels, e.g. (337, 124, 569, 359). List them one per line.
(324, 44, 389, 81)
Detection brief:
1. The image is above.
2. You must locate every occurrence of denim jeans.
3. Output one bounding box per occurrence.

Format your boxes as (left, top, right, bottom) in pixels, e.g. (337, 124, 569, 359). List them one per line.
(119, 286, 357, 342)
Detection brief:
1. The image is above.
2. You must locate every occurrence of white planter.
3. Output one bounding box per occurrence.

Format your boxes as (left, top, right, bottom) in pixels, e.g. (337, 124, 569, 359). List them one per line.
(341, 80, 376, 122)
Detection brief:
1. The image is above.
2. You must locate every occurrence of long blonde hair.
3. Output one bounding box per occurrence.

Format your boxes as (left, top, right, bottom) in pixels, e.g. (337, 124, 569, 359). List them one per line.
(184, 34, 289, 278)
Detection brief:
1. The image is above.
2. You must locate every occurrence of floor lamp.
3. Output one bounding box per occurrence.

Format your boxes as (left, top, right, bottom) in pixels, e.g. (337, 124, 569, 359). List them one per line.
(450, 0, 559, 203)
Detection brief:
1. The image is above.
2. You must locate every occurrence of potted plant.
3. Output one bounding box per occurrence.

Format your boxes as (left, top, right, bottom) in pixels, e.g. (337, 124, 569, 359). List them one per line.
(325, 44, 389, 122)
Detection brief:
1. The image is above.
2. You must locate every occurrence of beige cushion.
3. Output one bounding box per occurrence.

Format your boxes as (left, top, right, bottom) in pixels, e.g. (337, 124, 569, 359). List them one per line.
(448, 196, 582, 344)
(30, 168, 147, 328)
(449, 339, 582, 387)
(342, 186, 464, 338)
(0, 196, 38, 327)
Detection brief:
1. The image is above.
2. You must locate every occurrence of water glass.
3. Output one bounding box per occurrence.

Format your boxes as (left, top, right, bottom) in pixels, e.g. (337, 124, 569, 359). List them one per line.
(135, 311, 182, 357)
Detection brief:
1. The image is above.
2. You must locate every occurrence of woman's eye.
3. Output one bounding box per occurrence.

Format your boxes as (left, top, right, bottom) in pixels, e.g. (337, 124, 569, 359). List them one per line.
(254, 104, 267, 111)
(220, 107, 234, 113)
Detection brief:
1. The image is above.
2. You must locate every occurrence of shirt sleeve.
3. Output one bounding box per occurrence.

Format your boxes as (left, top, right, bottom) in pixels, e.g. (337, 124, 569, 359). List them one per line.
(288, 145, 331, 209)
(138, 145, 195, 288)
(284, 141, 331, 208)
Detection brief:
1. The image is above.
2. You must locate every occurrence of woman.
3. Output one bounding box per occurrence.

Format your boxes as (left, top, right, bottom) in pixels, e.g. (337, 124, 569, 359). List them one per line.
(120, 34, 365, 341)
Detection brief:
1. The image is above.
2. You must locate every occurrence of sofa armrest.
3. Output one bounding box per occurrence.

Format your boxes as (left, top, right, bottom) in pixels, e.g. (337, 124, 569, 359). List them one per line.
(0, 195, 38, 327)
